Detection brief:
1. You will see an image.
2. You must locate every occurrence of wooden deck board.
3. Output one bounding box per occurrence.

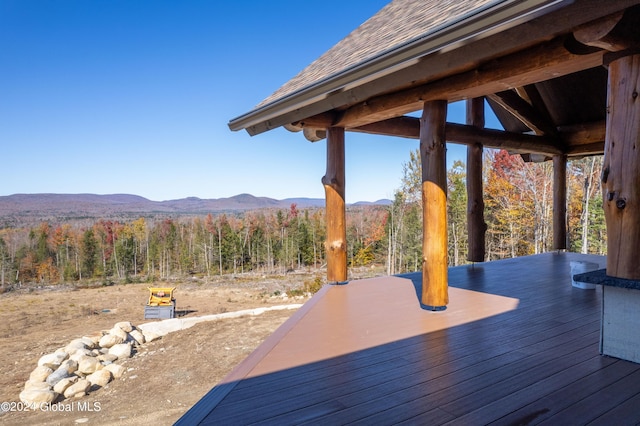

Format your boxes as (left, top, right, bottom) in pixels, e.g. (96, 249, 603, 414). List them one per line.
(178, 252, 640, 425)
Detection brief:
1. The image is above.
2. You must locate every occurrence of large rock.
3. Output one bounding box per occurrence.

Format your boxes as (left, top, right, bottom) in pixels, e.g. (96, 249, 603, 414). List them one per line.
(65, 336, 96, 353)
(98, 332, 124, 349)
(63, 379, 91, 398)
(86, 369, 112, 388)
(19, 388, 58, 406)
(114, 321, 133, 333)
(29, 365, 53, 382)
(110, 326, 128, 341)
(65, 339, 88, 353)
(77, 356, 102, 375)
(58, 359, 78, 374)
(81, 336, 97, 349)
(104, 363, 126, 379)
(69, 349, 93, 364)
(45, 358, 78, 387)
(24, 379, 52, 391)
(141, 329, 161, 343)
(128, 329, 145, 346)
(98, 353, 118, 364)
(37, 352, 67, 369)
(108, 343, 132, 359)
(46, 367, 71, 387)
(53, 376, 78, 394)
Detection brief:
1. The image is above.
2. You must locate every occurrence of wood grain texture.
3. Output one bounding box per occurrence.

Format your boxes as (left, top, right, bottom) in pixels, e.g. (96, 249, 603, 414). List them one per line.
(603, 53, 640, 279)
(553, 154, 567, 250)
(466, 97, 486, 262)
(322, 127, 347, 282)
(420, 100, 448, 309)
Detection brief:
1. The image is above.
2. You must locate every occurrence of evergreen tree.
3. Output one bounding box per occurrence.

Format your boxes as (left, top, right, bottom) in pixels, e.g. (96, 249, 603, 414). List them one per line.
(82, 229, 98, 279)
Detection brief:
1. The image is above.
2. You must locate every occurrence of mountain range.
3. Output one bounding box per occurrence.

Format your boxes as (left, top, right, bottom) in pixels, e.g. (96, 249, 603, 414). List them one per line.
(0, 193, 391, 224)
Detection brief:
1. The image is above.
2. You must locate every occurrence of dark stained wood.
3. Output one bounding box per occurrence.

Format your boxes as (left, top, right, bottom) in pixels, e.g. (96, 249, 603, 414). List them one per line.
(466, 97, 486, 262)
(560, 120, 606, 148)
(553, 154, 567, 249)
(420, 100, 448, 309)
(293, 109, 605, 158)
(322, 127, 347, 282)
(566, 142, 605, 156)
(603, 53, 640, 279)
(574, 8, 640, 52)
(354, 118, 563, 155)
(334, 37, 604, 128)
(177, 252, 640, 425)
(487, 89, 558, 136)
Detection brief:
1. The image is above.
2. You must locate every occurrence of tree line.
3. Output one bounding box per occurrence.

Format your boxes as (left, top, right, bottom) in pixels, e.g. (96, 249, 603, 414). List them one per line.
(0, 149, 605, 287)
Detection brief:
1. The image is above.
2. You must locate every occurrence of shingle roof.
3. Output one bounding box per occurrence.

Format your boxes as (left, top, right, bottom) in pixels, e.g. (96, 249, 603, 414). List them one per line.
(257, 0, 496, 108)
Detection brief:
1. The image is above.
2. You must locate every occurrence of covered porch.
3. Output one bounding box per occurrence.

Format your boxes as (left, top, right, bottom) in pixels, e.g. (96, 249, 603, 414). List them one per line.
(178, 252, 640, 424)
(183, 0, 640, 422)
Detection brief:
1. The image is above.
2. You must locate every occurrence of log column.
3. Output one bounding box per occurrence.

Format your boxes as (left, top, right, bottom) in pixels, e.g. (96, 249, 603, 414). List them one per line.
(420, 100, 448, 310)
(322, 127, 347, 283)
(553, 154, 567, 250)
(603, 53, 640, 279)
(466, 97, 486, 262)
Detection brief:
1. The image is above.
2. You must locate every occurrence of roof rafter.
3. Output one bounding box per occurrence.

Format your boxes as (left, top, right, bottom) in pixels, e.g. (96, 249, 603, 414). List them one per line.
(486, 89, 559, 137)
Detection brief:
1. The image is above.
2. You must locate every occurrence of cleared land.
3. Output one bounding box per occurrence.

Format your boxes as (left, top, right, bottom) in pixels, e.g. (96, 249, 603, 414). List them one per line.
(0, 274, 317, 425)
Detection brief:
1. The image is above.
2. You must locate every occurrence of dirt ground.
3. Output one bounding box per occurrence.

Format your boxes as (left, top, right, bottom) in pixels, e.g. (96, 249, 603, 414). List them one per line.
(0, 274, 316, 425)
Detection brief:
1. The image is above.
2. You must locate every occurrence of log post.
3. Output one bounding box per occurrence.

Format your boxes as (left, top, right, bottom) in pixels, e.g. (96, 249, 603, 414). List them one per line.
(603, 53, 640, 279)
(552, 154, 567, 250)
(420, 100, 448, 310)
(466, 97, 486, 262)
(322, 127, 347, 283)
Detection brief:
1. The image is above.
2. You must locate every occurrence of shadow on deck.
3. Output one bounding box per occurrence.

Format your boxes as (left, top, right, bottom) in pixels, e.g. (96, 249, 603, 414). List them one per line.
(178, 252, 640, 425)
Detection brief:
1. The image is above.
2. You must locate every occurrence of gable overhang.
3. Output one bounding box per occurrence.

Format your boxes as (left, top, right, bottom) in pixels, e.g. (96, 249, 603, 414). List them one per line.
(228, 0, 573, 136)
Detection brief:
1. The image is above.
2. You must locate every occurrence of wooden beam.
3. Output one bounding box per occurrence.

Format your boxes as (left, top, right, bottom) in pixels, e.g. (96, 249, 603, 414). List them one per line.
(567, 142, 605, 156)
(335, 37, 604, 128)
(559, 120, 606, 146)
(486, 90, 559, 137)
(303, 128, 326, 142)
(420, 100, 448, 310)
(466, 98, 486, 262)
(290, 112, 338, 130)
(574, 8, 640, 52)
(553, 154, 567, 250)
(559, 120, 606, 156)
(322, 127, 347, 282)
(602, 53, 640, 280)
(297, 117, 606, 153)
(354, 117, 563, 155)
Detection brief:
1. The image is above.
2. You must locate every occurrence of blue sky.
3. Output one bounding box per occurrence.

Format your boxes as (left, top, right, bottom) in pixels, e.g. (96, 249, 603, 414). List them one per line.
(1, 0, 499, 203)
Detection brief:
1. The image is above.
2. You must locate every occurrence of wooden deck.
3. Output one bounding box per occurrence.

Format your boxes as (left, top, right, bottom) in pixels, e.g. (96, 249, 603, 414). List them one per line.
(177, 252, 640, 425)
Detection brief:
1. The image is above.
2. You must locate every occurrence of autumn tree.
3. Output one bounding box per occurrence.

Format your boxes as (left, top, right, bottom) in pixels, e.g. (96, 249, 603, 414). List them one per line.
(567, 156, 605, 254)
(484, 150, 534, 258)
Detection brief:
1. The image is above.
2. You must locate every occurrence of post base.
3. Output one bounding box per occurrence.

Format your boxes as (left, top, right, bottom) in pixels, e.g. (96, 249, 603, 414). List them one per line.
(421, 304, 447, 311)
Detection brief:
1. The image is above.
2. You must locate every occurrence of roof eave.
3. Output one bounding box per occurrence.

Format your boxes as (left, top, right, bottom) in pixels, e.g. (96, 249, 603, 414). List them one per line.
(228, 0, 573, 136)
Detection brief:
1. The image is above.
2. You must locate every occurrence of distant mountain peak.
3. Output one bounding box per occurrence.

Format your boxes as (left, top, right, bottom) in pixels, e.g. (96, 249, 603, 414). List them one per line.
(0, 193, 392, 226)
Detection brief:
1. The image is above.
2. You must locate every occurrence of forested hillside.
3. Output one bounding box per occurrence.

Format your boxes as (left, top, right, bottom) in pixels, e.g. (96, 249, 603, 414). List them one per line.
(0, 150, 604, 287)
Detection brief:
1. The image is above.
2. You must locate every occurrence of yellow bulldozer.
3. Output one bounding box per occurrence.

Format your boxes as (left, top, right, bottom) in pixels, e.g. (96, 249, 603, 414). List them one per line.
(144, 287, 176, 319)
